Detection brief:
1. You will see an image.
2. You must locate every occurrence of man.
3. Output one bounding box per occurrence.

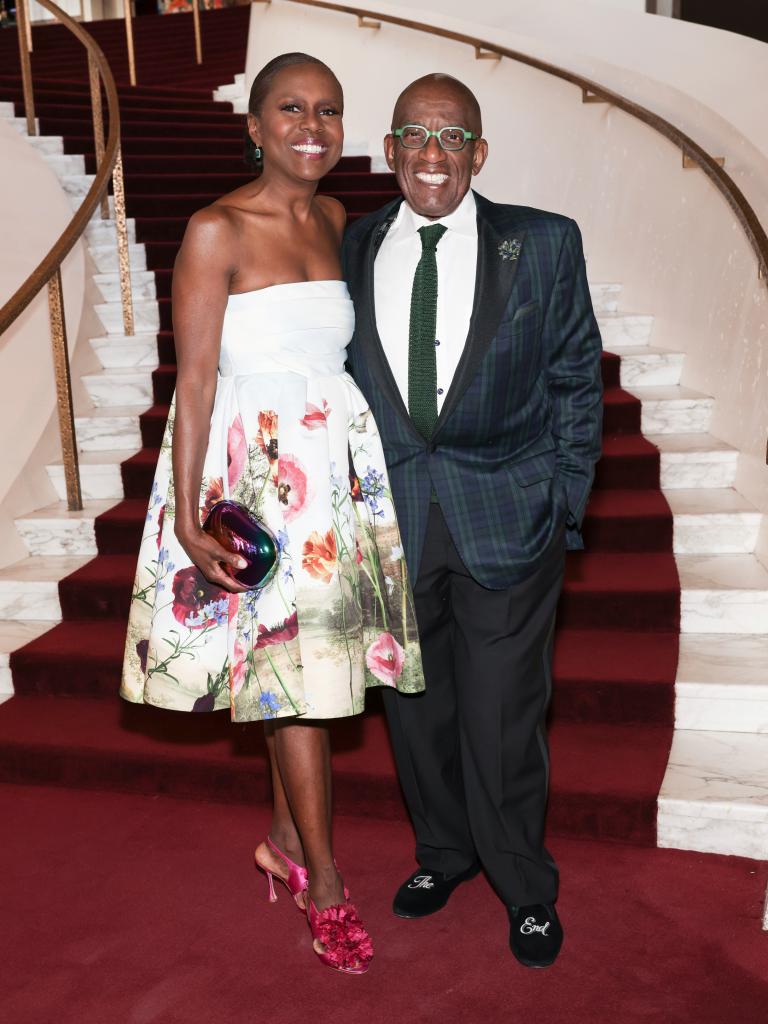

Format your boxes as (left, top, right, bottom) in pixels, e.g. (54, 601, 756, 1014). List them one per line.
(343, 74, 603, 968)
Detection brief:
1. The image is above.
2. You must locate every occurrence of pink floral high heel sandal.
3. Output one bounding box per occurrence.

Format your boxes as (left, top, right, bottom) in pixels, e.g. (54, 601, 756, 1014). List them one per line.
(254, 836, 308, 911)
(307, 895, 374, 975)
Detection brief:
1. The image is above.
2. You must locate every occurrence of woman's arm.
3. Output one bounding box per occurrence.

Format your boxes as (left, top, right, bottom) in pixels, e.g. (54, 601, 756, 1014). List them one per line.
(171, 207, 248, 592)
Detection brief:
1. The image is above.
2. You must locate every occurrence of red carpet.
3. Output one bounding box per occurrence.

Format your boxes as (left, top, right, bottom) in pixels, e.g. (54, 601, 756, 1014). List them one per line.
(1, 784, 766, 1024)
(0, 12, 679, 847)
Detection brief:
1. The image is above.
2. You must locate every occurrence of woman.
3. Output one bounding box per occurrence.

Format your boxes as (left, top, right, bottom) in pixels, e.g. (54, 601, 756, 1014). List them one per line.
(120, 53, 424, 975)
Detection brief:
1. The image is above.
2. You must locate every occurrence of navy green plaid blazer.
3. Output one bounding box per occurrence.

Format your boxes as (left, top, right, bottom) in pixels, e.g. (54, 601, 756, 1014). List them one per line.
(343, 191, 603, 589)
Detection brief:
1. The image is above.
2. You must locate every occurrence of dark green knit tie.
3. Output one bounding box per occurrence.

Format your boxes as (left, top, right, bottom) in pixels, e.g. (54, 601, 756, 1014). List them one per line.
(408, 223, 447, 439)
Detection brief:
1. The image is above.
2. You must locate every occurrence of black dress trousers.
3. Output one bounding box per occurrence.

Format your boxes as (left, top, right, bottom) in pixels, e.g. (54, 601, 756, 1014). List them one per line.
(382, 503, 565, 907)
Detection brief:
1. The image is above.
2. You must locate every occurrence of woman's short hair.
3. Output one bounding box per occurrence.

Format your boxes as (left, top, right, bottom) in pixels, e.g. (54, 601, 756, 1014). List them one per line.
(243, 52, 341, 172)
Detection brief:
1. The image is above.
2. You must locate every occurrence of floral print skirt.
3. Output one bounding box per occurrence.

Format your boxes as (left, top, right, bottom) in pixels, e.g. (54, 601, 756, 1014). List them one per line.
(120, 370, 425, 721)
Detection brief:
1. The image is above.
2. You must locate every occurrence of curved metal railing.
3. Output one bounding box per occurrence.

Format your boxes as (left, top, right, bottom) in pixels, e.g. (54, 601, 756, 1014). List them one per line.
(0, 0, 135, 510)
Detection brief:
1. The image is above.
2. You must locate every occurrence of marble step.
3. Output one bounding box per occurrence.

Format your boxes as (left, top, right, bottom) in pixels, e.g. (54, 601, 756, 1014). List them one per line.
(89, 242, 147, 274)
(0, 101, 15, 117)
(658, 729, 768, 859)
(14, 500, 119, 557)
(8, 115, 41, 136)
(0, 621, 54, 696)
(676, 635, 768, 732)
(678, 554, 768, 634)
(90, 332, 159, 370)
(86, 217, 136, 247)
(75, 408, 144, 452)
(83, 368, 154, 408)
(611, 346, 684, 388)
(213, 73, 245, 99)
(0, 556, 92, 621)
(61, 172, 95, 198)
(666, 489, 761, 554)
(588, 283, 621, 314)
(42, 152, 86, 176)
(598, 313, 654, 348)
(69, 190, 117, 216)
(95, 298, 159, 335)
(93, 270, 156, 303)
(25, 133, 64, 155)
(648, 433, 739, 490)
(47, 450, 136, 501)
(628, 386, 714, 435)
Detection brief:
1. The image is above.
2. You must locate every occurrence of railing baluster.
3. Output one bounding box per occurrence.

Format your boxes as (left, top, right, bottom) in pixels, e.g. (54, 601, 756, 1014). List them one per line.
(88, 54, 109, 220)
(123, 0, 137, 87)
(47, 268, 82, 512)
(112, 145, 135, 337)
(15, 0, 36, 137)
(193, 0, 203, 65)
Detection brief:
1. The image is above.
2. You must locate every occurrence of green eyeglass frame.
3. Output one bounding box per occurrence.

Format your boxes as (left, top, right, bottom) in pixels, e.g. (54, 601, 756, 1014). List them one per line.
(393, 125, 480, 151)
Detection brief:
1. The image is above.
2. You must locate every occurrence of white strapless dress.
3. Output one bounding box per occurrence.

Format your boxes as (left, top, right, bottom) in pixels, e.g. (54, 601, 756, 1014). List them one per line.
(121, 281, 424, 721)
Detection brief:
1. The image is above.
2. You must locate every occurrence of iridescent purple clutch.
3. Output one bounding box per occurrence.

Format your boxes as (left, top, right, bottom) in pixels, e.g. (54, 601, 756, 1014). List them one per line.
(202, 499, 279, 590)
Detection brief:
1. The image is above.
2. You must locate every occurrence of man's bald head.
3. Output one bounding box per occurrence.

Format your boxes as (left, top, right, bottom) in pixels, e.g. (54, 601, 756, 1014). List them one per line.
(392, 74, 482, 135)
(384, 72, 488, 219)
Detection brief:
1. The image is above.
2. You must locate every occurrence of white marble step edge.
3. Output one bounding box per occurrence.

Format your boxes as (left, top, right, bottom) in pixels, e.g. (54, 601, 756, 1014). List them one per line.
(7, 115, 41, 136)
(658, 729, 768, 860)
(70, 191, 118, 219)
(589, 283, 621, 314)
(94, 269, 156, 302)
(678, 554, 768, 635)
(0, 621, 58, 695)
(629, 385, 714, 435)
(75, 409, 144, 453)
(598, 313, 654, 347)
(90, 243, 147, 274)
(24, 133, 63, 155)
(666, 489, 761, 555)
(14, 500, 121, 558)
(212, 72, 245, 101)
(650, 433, 739, 490)
(95, 298, 159, 336)
(86, 217, 137, 246)
(608, 346, 684, 388)
(83, 368, 155, 408)
(47, 449, 141, 502)
(0, 556, 93, 622)
(42, 152, 86, 177)
(676, 635, 768, 733)
(90, 333, 160, 371)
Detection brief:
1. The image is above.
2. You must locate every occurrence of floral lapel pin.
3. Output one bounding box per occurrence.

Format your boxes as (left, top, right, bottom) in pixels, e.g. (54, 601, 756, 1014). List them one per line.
(498, 238, 522, 262)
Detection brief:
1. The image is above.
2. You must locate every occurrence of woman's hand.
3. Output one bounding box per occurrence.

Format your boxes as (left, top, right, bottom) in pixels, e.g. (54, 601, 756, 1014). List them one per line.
(175, 523, 251, 594)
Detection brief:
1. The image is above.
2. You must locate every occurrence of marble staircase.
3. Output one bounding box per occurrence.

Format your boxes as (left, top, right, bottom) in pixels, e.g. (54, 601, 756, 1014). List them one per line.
(1, 103, 767, 874)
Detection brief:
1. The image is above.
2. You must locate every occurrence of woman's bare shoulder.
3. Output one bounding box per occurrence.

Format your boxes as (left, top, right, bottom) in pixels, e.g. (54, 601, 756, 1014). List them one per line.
(315, 195, 347, 239)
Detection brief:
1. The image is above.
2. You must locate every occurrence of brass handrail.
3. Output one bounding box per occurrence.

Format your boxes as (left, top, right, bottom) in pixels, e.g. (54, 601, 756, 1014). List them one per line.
(0, 0, 135, 510)
(271, 0, 768, 288)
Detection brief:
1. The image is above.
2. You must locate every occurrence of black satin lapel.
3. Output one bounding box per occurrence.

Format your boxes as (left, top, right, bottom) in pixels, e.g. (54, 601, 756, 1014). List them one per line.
(357, 206, 423, 441)
(433, 221, 527, 435)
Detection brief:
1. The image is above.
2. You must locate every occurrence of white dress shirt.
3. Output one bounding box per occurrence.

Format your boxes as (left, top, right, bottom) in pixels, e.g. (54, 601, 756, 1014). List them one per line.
(374, 189, 478, 415)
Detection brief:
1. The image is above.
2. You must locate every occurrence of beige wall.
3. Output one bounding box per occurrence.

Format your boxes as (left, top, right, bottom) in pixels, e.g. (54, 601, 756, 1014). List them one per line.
(0, 120, 88, 567)
(387, 0, 768, 168)
(246, 0, 768, 523)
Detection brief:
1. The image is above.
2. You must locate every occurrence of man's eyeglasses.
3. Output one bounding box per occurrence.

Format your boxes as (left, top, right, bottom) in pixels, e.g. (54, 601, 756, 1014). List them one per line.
(393, 125, 479, 152)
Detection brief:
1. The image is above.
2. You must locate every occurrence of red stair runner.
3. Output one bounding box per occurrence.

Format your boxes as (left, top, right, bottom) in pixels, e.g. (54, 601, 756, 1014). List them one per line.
(0, 10, 679, 847)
